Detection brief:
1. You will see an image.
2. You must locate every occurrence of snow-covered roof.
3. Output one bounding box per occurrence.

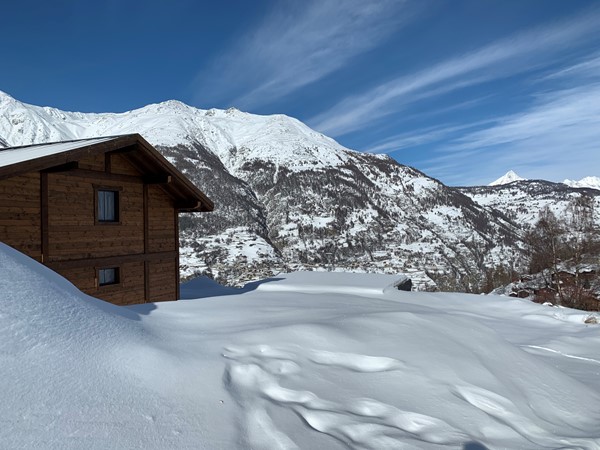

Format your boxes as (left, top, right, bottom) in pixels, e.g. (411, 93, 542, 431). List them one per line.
(249, 270, 408, 296)
(0, 137, 116, 168)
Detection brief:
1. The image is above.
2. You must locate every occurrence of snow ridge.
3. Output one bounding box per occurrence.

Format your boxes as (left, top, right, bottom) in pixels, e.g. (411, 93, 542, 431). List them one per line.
(0, 91, 351, 177)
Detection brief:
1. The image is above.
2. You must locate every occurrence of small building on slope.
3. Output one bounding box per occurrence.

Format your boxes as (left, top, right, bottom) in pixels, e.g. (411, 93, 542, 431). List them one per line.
(0, 134, 213, 305)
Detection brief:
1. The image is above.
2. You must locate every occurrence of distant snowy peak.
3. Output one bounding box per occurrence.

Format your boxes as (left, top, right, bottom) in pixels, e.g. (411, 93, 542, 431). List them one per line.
(489, 170, 526, 186)
(563, 176, 600, 191)
(485, 170, 599, 191)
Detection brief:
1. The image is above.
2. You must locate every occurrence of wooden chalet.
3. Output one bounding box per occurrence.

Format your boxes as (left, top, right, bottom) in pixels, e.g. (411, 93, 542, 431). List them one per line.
(0, 134, 213, 305)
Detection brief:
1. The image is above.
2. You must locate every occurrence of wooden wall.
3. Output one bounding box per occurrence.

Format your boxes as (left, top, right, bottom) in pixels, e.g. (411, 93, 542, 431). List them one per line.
(0, 149, 181, 305)
(47, 174, 144, 260)
(77, 152, 105, 172)
(148, 258, 177, 303)
(148, 184, 176, 253)
(0, 173, 42, 260)
(146, 184, 178, 302)
(58, 261, 146, 306)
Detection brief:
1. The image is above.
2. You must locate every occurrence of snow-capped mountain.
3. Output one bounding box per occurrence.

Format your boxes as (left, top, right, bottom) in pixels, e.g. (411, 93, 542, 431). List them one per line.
(459, 180, 600, 228)
(0, 90, 351, 172)
(563, 176, 600, 191)
(489, 170, 526, 186)
(1, 91, 594, 290)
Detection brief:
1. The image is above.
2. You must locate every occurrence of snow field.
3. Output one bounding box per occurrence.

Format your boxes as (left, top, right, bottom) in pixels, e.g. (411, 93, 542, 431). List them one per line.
(1, 242, 600, 449)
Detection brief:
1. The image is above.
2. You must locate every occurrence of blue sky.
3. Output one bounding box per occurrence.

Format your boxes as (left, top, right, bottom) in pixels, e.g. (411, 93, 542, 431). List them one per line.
(2, 0, 600, 185)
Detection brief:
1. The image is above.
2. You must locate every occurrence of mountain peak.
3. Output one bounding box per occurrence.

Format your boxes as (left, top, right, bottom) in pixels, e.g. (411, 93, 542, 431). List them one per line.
(489, 170, 526, 186)
(141, 99, 196, 114)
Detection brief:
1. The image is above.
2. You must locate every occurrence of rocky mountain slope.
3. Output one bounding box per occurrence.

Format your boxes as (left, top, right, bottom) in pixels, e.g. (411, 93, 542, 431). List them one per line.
(1, 91, 596, 290)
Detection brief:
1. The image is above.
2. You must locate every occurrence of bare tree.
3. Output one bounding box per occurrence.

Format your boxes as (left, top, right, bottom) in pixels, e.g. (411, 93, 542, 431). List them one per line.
(525, 207, 565, 298)
(526, 197, 600, 309)
(562, 195, 600, 309)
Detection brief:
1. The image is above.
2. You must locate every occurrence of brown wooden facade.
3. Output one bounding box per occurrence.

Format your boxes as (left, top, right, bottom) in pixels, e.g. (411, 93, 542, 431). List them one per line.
(0, 135, 213, 305)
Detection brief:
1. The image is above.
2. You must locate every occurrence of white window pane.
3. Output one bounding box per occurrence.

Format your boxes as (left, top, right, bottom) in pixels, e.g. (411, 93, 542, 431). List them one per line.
(98, 190, 117, 222)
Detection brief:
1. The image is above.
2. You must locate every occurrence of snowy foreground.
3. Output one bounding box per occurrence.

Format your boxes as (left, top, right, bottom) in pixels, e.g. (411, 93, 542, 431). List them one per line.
(1, 244, 600, 449)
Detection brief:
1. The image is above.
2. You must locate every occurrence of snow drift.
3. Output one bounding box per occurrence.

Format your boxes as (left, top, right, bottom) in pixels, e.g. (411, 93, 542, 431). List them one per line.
(1, 242, 600, 449)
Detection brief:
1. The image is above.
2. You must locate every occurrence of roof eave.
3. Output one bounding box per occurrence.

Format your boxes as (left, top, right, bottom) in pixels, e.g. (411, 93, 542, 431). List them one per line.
(130, 134, 214, 212)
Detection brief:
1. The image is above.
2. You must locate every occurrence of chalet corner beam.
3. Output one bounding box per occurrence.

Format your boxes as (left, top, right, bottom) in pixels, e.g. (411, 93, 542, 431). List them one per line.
(40, 172, 49, 263)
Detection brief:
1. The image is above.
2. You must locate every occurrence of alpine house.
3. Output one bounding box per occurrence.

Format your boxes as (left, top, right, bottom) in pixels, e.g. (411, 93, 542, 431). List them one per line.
(0, 134, 213, 305)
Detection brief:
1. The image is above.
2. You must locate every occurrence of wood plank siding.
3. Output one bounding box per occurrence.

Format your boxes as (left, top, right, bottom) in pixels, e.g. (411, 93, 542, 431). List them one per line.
(47, 175, 145, 260)
(0, 135, 213, 306)
(0, 173, 42, 260)
(148, 258, 178, 303)
(57, 261, 146, 306)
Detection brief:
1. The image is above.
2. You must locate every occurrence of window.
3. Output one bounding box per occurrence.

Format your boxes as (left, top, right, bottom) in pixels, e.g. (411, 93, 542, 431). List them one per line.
(97, 189, 119, 222)
(99, 267, 120, 286)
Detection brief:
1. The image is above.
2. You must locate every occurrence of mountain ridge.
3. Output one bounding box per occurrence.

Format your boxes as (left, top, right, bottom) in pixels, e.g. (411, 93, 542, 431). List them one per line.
(1, 91, 597, 290)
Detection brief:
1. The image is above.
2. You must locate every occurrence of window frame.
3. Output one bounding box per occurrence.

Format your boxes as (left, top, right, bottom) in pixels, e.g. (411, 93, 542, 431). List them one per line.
(96, 266, 121, 288)
(94, 185, 123, 225)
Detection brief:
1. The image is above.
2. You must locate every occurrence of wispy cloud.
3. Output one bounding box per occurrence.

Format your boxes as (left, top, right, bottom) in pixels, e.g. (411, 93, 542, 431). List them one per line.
(364, 98, 493, 154)
(309, 7, 600, 137)
(193, 0, 411, 109)
(365, 119, 493, 154)
(420, 80, 600, 185)
(542, 52, 600, 81)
